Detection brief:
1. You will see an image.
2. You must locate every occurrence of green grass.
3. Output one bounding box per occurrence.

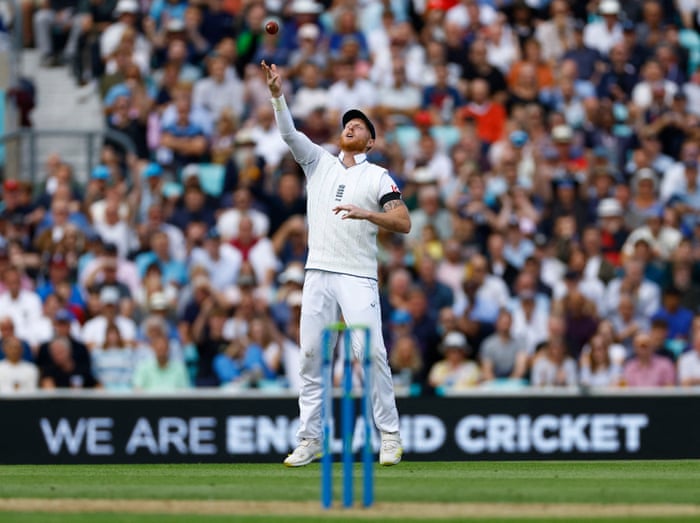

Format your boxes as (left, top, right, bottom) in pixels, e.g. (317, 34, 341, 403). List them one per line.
(0, 461, 698, 522)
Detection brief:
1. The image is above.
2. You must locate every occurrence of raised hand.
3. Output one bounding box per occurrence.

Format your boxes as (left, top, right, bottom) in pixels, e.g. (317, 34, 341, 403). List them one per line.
(260, 61, 282, 98)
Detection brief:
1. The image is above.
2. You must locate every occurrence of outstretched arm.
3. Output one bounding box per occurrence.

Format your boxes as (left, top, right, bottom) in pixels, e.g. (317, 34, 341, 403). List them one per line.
(260, 61, 319, 166)
(333, 199, 411, 234)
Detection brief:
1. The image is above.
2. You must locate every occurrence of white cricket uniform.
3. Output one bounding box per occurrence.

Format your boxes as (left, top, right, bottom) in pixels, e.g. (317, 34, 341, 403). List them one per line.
(271, 95, 401, 440)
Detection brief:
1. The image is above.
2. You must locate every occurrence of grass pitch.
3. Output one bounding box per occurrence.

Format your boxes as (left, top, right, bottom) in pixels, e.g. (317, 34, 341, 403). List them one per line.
(0, 461, 698, 522)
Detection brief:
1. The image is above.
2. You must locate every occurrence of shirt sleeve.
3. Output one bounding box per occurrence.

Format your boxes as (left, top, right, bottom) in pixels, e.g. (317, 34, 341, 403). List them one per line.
(377, 171, 402, 205)
(270, 95, 321, 168)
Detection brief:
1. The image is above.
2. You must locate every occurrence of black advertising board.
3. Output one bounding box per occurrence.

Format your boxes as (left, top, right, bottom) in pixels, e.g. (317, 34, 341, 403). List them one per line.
(0, 392, 698, 463)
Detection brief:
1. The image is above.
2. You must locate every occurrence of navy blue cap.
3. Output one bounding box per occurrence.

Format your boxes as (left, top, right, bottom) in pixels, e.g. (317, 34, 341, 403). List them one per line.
(54, 309, 73, 322)
(143, 163, 162, 178)
(510, 130, 528, 147)
(342, 109, 376, 140)
(391, 309, 411, 325)
(91, 165, 110, 180)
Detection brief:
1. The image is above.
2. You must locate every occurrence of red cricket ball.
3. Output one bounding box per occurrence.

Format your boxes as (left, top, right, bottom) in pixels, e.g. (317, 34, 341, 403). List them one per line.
(265, 20, 279, 35)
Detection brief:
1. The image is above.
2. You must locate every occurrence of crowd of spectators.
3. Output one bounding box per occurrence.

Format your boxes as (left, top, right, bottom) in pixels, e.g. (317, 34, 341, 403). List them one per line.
(3, 0, 700, 394)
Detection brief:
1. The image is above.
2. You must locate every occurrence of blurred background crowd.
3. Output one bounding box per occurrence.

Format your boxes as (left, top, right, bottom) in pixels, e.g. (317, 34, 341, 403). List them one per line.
(2, 0, 700, 394)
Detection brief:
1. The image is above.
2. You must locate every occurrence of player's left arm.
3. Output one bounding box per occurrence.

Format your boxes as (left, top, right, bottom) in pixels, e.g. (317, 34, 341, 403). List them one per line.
(333, 193, 411, 234)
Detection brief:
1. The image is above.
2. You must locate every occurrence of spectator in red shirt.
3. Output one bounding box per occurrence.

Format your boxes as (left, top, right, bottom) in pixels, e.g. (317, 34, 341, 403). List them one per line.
(457, 78, 506, 147)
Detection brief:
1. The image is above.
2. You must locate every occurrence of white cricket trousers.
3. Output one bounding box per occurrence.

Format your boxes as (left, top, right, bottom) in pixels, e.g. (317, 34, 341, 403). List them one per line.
(296, 269, 400, 441)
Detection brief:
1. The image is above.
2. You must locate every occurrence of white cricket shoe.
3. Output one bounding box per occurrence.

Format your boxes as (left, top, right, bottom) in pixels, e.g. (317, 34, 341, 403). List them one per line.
(283, 439, 322, 467)
(379, 432, 403, 466)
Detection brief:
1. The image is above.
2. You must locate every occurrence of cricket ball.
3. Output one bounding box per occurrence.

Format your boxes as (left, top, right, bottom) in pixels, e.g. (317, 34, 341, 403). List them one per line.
(265, 20, 279, 35)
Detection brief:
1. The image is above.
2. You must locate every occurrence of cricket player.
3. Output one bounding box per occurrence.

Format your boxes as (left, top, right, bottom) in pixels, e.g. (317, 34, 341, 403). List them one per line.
(261, 60, 410, 467)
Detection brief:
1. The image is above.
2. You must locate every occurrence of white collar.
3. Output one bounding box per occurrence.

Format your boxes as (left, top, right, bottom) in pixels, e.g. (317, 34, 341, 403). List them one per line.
(338, 151, 367, 164)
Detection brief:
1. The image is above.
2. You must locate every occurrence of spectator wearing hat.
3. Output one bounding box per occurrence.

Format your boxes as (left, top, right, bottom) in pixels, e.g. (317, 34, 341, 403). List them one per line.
(287, 25, 327, 83)
(583, 0, 623, 56)
(596, 197, 628, 267)
(428, 331, 481, 393)
(104, 70, 152, 160)
(135, 163, 164, 222)
(100, 0, 149, 74)
(277, 0, 324, 54)
(81, 285, 137, 350)
(0, 336, 39, 392)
